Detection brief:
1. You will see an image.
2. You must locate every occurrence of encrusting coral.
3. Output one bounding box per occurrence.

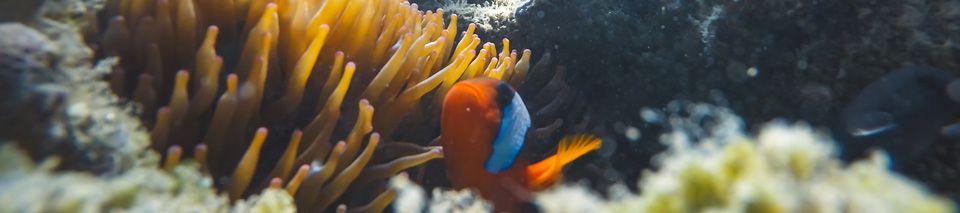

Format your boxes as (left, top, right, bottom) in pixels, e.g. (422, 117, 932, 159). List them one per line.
(91, 0, 532, 210)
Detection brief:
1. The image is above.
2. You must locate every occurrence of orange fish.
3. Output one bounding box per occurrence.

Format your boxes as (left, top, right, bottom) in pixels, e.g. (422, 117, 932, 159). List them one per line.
(440, 77, 601, 211)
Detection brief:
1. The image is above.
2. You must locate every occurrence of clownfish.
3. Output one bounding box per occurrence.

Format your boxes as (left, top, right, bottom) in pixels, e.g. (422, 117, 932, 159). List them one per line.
(440, 77, 601, 211)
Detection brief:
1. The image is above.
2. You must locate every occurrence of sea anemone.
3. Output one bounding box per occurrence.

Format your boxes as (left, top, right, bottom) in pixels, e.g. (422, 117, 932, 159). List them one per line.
(93, 0, 532, 210)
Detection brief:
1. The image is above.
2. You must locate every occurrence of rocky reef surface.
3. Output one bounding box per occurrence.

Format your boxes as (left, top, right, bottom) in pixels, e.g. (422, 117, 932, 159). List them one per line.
(0, 0, 150, 174)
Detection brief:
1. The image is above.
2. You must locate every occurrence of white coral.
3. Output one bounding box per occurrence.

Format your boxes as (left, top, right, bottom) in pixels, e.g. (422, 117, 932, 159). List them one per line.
(442, 0, 529, 30)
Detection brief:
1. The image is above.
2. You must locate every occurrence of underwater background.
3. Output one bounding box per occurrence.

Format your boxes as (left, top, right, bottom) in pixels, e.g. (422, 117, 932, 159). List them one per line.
(1, 0, 959, 212)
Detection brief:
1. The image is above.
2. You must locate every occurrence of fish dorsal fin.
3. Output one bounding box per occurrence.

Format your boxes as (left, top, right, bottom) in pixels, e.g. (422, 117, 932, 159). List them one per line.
(526, 134, 601, 190)
(484, 90, 530, 173)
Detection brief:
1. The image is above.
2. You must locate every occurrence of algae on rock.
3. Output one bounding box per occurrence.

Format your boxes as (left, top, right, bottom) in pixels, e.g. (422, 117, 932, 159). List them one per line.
(0, 0, 151, 174)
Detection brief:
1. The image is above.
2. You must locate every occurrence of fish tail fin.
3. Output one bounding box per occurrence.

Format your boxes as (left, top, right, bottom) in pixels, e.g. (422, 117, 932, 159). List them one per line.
(526, 134, 601, 190)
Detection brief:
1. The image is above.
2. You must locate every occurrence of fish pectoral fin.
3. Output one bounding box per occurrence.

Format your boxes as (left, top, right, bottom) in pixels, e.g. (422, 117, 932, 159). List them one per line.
(526, 134, 601, 190)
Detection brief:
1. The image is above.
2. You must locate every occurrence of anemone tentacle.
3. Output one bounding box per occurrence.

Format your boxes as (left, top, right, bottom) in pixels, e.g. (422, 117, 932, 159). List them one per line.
(98, 0, 532, 209)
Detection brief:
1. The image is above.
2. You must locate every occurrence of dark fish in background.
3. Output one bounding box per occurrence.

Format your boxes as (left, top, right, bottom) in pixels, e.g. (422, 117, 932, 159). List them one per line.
(836, 66, 958, 168)
(942, 80, 960, 138)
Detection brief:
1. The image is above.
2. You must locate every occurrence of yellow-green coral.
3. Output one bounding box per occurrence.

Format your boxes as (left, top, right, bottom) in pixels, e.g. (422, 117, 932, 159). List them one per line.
(0, 144, 238, 212)
(536, 121, 955, 213)
(0, 144, 306, 212)
(235, 188, 297, 213)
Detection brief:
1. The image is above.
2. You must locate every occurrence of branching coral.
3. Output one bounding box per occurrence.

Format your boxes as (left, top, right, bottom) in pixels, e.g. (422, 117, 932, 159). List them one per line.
(93, 0, 532, 210)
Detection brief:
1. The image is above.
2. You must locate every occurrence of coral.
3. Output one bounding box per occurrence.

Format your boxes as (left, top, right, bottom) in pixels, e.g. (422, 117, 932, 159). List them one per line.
(388, 174, 493, 213)
(391, 173, 428, 213)
(0, 143, 312, 212)
(89, 0, 532, 210)
(428, 186, 494, 213)
(0, 144, 233, 212)
(533, 183, 606, 213)
(532, 103, 956, 213)
(234, 188, 297, 213)
(440, 0, 528, 31)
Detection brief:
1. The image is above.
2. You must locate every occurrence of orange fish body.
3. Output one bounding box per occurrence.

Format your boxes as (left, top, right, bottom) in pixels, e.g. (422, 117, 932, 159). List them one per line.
(441, 78, 600, 211)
